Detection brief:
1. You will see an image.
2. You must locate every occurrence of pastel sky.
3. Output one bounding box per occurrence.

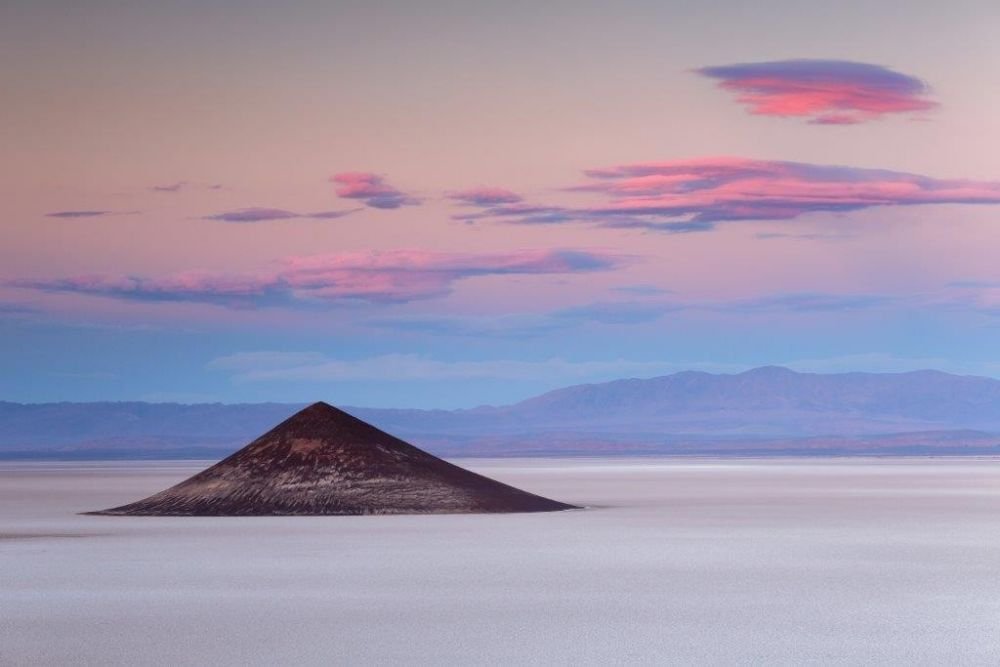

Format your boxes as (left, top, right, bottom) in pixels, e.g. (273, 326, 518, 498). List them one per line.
(2, 0, 999, 407)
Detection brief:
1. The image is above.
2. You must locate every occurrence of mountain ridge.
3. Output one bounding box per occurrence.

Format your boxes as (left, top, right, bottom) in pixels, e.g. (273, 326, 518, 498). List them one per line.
(3, 367, 1000, 458)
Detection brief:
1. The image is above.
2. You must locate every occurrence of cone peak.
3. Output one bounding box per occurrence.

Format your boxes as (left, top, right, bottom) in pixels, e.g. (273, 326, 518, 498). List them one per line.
(276, 401, 378, 436)
(298, 400, 340, 415)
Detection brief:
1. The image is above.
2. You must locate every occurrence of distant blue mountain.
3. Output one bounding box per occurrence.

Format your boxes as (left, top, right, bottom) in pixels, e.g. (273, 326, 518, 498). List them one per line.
(2, 367, 999, 458)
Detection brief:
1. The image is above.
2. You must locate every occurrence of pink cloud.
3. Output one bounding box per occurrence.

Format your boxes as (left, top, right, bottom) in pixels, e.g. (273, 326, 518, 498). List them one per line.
(11, 249, 623, 308)
(466, 157, 1000, 232)
(580, 158, 1000, 220)
(330, 172, 419, 209)
(696, 60, 937, 124)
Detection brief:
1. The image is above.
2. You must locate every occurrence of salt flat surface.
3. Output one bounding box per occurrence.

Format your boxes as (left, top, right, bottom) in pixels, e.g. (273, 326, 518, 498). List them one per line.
(2, 458, 1000, 666)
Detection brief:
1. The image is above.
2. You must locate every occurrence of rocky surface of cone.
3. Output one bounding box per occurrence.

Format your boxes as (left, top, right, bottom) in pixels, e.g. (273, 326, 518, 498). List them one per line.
(88, 402, 576, 515)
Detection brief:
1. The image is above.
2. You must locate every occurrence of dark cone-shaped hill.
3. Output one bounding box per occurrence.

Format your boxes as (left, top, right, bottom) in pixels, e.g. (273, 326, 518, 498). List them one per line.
(87, 402, 577, 516)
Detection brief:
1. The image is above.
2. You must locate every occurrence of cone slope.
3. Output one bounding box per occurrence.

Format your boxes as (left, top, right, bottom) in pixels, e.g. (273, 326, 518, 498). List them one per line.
(88, 402, 576, 516)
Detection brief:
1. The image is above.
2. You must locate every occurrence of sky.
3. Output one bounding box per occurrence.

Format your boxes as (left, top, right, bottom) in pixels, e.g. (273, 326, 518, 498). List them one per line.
(2, 0, 1000, 408)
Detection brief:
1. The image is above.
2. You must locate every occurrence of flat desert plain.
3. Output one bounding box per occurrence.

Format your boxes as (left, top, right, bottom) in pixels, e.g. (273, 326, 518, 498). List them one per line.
(2, 458, 1000, 665)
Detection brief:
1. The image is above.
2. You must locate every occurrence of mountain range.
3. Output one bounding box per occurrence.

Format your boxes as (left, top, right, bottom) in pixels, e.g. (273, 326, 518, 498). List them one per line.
(3, 366, 999, 458)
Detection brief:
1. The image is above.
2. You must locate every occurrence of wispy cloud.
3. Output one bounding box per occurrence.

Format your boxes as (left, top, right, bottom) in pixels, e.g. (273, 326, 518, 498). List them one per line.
(371, 314, 565, 339)
(150, 182, 186, 193)
(696, 59, 937, 124)
(370, 290, 924, 339)
(552, 301, 679, 324)
(149, 181, 225, 193)
(370, 302, 675, 338)
(578, 158, 1000, 222)
(0, 301, 37, 315)
(45, 210, 133, 219)
(930, 281, 1000, 317)
(202, 207, 359, 223)
(210, 350, 1000, 387)
(613, 284, 672, 296)
(448, 187, 523, 206)
(783, 353, 955, 375)
(755, 231, 856, 241)
(331, 172, 419, 209)
(207, 351, 329, 372)
(464, 157, 1000, 232)
(452, 203, 570, 225)
(369, 290, 901, 340)
(10, 249, 624, 308)
(946, 280, 1000, 289)
(726, 292, 899, 313)
(209, 352, 684, 383)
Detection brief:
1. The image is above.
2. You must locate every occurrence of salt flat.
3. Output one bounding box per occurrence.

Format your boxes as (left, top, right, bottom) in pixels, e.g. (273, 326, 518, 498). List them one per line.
(2, 458, 1000, 666)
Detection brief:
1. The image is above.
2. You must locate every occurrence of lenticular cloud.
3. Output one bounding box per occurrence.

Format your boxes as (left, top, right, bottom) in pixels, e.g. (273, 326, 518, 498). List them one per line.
(696, 59, 937, 125)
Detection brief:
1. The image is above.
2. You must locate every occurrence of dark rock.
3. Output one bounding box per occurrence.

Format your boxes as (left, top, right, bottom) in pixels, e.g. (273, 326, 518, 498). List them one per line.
(87, 402, 576, 516)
